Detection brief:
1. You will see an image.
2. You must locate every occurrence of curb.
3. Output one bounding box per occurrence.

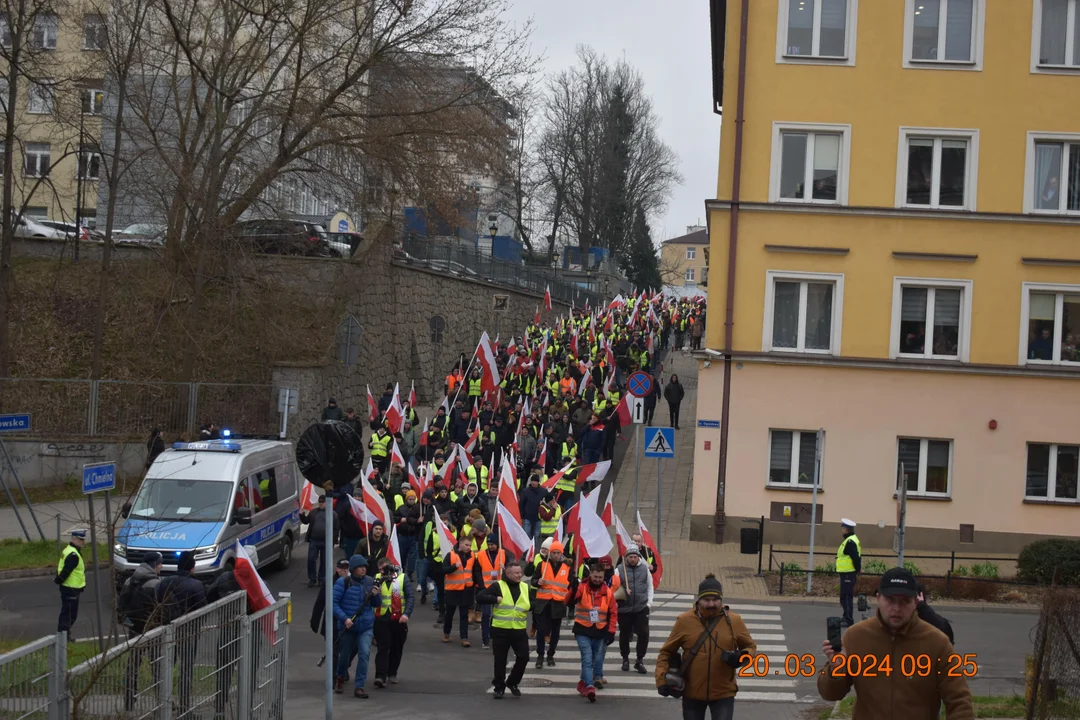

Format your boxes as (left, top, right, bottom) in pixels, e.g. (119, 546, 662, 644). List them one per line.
(719, 594, 1040, 615)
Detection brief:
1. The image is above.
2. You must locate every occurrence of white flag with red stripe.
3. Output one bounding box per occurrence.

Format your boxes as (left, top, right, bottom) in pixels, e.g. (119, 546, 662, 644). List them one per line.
(497, 456, 522, 526)
(614, 394, 631, 426)
(613, 513, 634, 557)
(387, 525, 403, 567)
(498, 501, 534, 562)
(347, 494, 377, 528)
(299, 481, 318, 513)
(541, 460, 574, 490)
(361, 476, 391, 528)
(536, 438, 548, 471)
(408, 461, 424, 494)
(234, 543, 274, 612)
(434, 512, 457, 560)
(637, 511, 664, 590)
(544, 285, 552, 312)
(367, 385, 379, 422)
(420, 419, 429, 447)
(475, 332, 500, 393)
(384, 383, 404, 433)
(409, 381, 417, 408)
(577, 491, 613, 560)
(463, 427, 479, 455)
(575, 460, 611, 488)
(391, 439, 406, 468)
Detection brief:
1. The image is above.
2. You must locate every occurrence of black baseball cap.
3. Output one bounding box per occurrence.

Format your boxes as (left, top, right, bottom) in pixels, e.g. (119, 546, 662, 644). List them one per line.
(879, 567, 918, 597)
(336, 558, 350, 569)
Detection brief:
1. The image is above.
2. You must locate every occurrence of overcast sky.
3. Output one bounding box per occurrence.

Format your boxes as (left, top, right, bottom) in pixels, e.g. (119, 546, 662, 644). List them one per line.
(501, 0, 720, 243)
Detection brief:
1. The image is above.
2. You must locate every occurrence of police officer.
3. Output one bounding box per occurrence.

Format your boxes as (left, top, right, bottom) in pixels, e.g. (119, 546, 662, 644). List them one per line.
(836, 518, 861, 626)
(55, 528, 87, 638)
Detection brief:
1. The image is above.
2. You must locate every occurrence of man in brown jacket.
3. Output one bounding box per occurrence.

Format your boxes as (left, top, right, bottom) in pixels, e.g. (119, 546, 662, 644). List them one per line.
(818, 567, 973, 720)
(655, 574, 756, 720)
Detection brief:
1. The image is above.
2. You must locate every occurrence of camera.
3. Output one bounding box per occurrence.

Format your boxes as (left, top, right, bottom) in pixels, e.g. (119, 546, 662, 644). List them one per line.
(721, 649, 751, 668)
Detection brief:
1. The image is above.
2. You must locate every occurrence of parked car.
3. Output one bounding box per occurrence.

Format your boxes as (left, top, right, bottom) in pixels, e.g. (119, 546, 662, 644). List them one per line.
(324, 231, 362, 258)
(37, 221, 104, 241)
(231, 219, 331, 257)
(117, 223, 167, 238)
(12, 215, 66, 239)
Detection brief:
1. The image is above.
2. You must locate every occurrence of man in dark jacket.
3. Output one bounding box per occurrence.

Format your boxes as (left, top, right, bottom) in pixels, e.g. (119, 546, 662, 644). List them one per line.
(119, 551, 164, 711)
(394, 491, 422, 578)
(519, 471, 546, 542)
(356, 522, 390, 566)
(916, 584, 955, 644)
(312, 558, 351, 667)
(302, 495, 337, 587)
(616, 545, 652, 674)
(580, 414, 605, 464)
(372, 558, 415, 687)
(337, 490, 366, 558)
(378, 384, 395, 414)
(333, 555, 381, 698)
(322, 397, 344, 422)
(663, 375, 685, 430)
(343, 408, 365, 444)
(454, 482, 487, 525)
(155, 552, 206, 714)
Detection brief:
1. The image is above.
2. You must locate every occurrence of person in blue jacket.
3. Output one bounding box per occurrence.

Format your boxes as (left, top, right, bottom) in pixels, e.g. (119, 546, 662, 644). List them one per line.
(333, 555, 380, 698)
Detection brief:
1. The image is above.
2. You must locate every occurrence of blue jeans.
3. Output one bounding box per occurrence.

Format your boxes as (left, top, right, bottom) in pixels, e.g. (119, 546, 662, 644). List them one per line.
(416, 558, 437, 605)
(307, 542, 325, 582)
(336, 627, 373, 689)
(397, 535, 417, 577)
(522, 519, 538, 540)
(576, 635, 605, 688)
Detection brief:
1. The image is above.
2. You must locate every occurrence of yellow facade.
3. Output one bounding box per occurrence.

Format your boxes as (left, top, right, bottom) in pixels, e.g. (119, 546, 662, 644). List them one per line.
(694, 0, 1080, 551)
(660, 228, 709, 286)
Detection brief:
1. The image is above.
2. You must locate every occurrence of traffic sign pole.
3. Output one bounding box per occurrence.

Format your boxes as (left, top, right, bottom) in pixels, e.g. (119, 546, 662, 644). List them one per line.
(633, 424, 641, 519)
(82, 462, 116, 654)
(656, 457, 662, 554)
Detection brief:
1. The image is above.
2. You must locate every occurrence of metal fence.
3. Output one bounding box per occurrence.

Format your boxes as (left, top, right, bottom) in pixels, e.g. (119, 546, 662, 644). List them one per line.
(396, 237, 604, 307)
(1027, 588, 1080, 720)
(0, 591, 292, 720)
(0, 378, 287, 439)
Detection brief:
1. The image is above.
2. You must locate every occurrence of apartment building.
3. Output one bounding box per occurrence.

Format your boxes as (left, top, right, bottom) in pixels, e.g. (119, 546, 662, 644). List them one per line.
(661, 225, 709, 286)
(695, 0, 1080, 552)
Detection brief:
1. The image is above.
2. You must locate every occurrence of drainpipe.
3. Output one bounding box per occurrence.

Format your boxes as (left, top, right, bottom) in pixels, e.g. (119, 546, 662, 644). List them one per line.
(715, 0, 750, 544)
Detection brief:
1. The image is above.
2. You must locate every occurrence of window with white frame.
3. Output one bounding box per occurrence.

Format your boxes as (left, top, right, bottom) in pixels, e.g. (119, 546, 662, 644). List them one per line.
(768, 429, 823, 487)
(764, 271, 843, 354)
(1035, 0, 1080, 68)
(78, 145, 101, 180)
(905, 0, 982, 67)
(1026, 442, 1079, 502)
(897, 437, 952, 496)
(31, 14, 57, 49)
(686, 247, 696, 260)
(898, 128, 977, 210)
(83, 14, 106, 50)
(1022, 285, 1080, 365)
(1028, 135, 1080, 214)
(771, 124, 850, 204)
(23, 143, 50, 177)
(27, 82, 54, 114)
(685, 268, 695, 282)
(891, 278, 971, 361)
(82, 89, 105, 115)
(778, 0, 857, 63)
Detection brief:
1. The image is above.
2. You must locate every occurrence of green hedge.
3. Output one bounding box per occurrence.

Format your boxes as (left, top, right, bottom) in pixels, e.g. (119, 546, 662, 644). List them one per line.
(1017, 539, 1080, 586)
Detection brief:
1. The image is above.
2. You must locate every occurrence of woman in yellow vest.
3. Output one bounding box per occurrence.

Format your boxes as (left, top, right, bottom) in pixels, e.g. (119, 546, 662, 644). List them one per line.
(477, 560, 531, 698)
(56, 528, 87, 635)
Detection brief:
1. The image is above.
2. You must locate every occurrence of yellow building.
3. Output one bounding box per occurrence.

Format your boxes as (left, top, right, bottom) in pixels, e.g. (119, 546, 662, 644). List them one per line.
(661, 226, 709, 286)
(694, 0, 1080, 553)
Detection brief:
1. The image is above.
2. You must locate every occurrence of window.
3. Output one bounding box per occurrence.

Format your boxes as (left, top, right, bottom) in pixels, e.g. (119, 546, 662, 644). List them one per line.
(897, 128, 978, 211)
(686, 247, 696, 260)
(83, 14, 106, 50)
(1026, 443, 1079, 502)
(1034, 0, 1080, 69)
(23, 143, 50, 177)
(78, 146, 101, 180)
(904, 0, 984, 68)
(336, 315, 362, 365)
(1021, 284, 1080, 365)
(685, 268, 695, 282)
(897, 438, 952, 497)
(1026, 134, 1080, 214)
(27, 82, 54, 114)
(0, 77, 7, 113)
(82, 89, 105, 115)
(429, 315, 445, 344)
(0, 14, 10, 46)
(770, 123, 851, 205)
(768, 429, 823, 487)
(777, 0, 858, 64)
(250, 468, 278, 511)
(763, 271, 844, 354)
(890, 278, 972, 361)
(31, 14, 57, 49)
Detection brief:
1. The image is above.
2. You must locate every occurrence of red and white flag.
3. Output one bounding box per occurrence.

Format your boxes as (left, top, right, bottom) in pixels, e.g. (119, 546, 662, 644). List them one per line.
(637, 511, 664, 590)
(498, 501, 534, 562)
(391, 439, 406, 468)
(234, 543, 274, 612)
(576, 491, 613, 561)
(575, 460, 611, 488)
(541, 460, 574, 490)
(544, 285, 552, 312)
(386, 525, 403, 567)
(614, 394, 632, 426)
(440, 395, 450, 415)
(497, 456, 522, 526)
(463, 427, 480, 455)
(435, 456, 456, 487)
(536, 438, 548, 471)
(534, 306, 540, 325)
(384, 383, 404, 433)
(347, 494, 377, 528)
(409, 381, 417, 408)
(434, 512, 457, 560)
(361, 476, 391, 528)
(456, 443, 474, 472)
(608, 294, 626, 309)
(420, 419, 429, 447)
(614, 513, 634, 557)
(475, 332, 500, 394)
(367, 385, 379, 423)
(299, 481, 318, 513)
(407, 461, 423, 494)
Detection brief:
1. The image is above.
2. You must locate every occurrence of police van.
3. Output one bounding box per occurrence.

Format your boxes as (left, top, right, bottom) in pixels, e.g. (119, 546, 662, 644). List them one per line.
(113, 438, 301, 581)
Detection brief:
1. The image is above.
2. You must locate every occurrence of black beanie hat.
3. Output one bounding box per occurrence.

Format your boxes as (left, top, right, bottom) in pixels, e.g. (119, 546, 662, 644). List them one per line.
(697, 573, 723, 601)
(177, 551, 197, 573)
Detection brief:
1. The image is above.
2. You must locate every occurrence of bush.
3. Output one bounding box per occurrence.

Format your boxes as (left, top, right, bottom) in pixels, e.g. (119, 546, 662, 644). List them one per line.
(903, 560, 921, 575)
(970, 562, 1000, 579)
(815, 561, 837, 573)
(781, 562, 804, 576)
(863, 559, 888, 575)
(954, 565, 970, 577)
(1018, 539, 1080, 586)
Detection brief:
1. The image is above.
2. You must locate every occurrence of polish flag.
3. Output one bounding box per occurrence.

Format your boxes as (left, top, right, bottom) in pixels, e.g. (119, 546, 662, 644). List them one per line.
(574, 460, 611, 488)
(299, 481, 318, 513)
(347, 494, 377, 528)
(536, 438, 548, 471)
(420, 419, 429, 447)
(440, 395, 450, 415)
(541, 460, 574, 490)
(544, 285, 552, 312)
(384, 383, 404, 433)
(627, 302, 640, 327)
(497, 501, 534, 562)
(367, 385, 379, 422)
(391, 439, 406, 468)
(613, 513, 634, 558)
(505, 337, 517, 357)
(407, 461, 424, 494)
(614, 394, 631, 426)
(603, 339, 616, 369)
(386, 525, 403, 567)
(361, 476, 391, 528)
(608, 294, 626, 309)
(604, 314, 613, 333)
(435, 457, 456, 487)
(463, 427, 480, 455)
(409, 381, 417, 408)
(534, 305, 540, 325)
(577, 369, 592, 397)
(637, 511, 664, 590)
(456, 443, 474, 472)
(576, 492, 613, 561)
(569, 332, 579, 358)
(647, 304, 660, 327)
(363, 457, 377, 482)
(434, 512, 457, 560)
(475, 332, 500, 393)
(497, 457, 522, 526)
(234, 542, 274, 612)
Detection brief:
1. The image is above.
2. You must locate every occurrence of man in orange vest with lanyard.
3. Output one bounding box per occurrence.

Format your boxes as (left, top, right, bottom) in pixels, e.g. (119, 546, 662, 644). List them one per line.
(372, 558, 414, 689)
(529, 540, 576, 670)
(571, 559, 619, 703)
(441, 537, 478, 647)
(475, 533, 506, 650)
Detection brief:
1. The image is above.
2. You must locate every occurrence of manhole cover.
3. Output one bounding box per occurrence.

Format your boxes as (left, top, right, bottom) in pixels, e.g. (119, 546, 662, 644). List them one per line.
(723, 567, 754, 579)
(520, 677, 555, 688)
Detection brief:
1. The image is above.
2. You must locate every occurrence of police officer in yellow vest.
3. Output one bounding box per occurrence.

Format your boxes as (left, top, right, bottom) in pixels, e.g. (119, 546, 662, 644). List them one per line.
(477, 560, 531, 699)
(836, 518, 862, 626)
(55, 528, 87, 637)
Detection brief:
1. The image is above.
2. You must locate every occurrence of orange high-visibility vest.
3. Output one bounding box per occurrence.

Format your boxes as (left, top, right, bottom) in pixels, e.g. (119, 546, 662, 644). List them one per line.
(476, 549, 506, 588)
(574, 585, 614, 630)
(445, 552, 475, 591)
(536, 561, 571, 602)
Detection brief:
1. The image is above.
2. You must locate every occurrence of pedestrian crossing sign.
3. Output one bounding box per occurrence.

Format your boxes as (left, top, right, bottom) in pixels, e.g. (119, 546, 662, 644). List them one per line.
(644, 427, 675, 458)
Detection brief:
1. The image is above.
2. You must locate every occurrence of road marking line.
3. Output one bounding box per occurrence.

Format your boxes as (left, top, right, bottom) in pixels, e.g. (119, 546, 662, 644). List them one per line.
(484, 687, 800, 701)
(520, 674, 798, 688)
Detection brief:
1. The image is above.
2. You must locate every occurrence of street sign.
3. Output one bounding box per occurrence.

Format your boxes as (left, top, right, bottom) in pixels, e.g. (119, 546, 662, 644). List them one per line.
(278, 387, 299, 415)
(628, 396, 644, 424)
(697, 419, 720, 428)
(627, 371, 652, 398)
(82, 462, 116, 494)
(644, 427, 675, 458)
(0, 413, 31, 432)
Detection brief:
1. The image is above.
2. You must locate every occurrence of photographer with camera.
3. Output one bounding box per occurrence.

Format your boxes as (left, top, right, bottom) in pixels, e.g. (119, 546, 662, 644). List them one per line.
(372, 557, 413, 689)
(654, 574, 756, 720)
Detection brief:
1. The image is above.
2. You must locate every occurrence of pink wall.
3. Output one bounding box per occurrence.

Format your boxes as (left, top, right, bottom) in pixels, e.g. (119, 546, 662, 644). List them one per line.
(692, 361, 1080, 537)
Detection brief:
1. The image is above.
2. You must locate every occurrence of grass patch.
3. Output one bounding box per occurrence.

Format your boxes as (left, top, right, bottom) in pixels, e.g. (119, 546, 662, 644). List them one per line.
(829, 694, 1026, 719)
(0, 538, 110, 570)
(0, 638, 100, 670)
(0, 476, 86, 508)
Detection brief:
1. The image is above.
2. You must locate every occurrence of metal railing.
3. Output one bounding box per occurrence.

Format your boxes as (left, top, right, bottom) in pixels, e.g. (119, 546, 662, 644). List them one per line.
(0, 378, 287, 439)
(395, 237, 604, 307)
(0, 634, 66, 720)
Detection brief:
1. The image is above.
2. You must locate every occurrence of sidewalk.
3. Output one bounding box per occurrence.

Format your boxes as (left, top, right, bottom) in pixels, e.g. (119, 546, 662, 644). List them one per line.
(0, 497, 110, 543)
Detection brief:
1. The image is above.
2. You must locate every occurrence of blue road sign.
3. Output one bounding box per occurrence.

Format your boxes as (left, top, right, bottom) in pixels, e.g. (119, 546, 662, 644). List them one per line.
(0, 413, 31, 432)
(82, 462, 116, 494)
(627, 371, 653, 398)
(697, 419, 720, 428)
(644, 427, 675, 458)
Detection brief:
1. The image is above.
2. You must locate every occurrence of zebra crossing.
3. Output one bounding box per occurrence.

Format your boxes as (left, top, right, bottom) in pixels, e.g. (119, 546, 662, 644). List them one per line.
(511, 591, 801, 703)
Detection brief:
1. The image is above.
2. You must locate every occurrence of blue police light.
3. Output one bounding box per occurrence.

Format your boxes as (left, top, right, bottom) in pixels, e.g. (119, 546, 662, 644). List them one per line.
(221, 428, 231, 438)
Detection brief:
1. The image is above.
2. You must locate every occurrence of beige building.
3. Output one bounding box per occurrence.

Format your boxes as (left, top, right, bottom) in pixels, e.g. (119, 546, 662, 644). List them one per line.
(661, 226, 709, 287)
